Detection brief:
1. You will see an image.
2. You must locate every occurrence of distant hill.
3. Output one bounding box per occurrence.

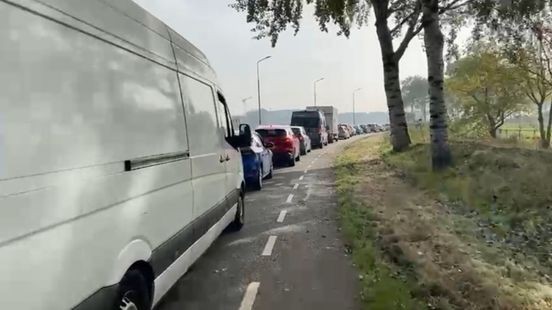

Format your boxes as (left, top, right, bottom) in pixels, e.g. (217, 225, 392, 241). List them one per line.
(235, 109, 389, 127)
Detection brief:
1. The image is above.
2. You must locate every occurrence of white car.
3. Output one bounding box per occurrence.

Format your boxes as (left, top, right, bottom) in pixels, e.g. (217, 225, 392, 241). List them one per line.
(0, 1, 252, 309)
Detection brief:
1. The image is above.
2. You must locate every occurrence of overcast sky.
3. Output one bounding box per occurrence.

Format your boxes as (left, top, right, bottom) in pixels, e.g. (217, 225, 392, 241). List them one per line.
(133, 0, 429, 115)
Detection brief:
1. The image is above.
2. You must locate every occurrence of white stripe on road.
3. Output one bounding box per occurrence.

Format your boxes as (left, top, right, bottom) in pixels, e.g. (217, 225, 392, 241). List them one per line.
(304, 169, 308, 174)
(299, 175, 304, 181)
(239, 282, 260, 310)
(262, 236, 278, 256)
(277, 210, 287, 223)
(293, 183, 299, 190)
(286, 194, 294, 203)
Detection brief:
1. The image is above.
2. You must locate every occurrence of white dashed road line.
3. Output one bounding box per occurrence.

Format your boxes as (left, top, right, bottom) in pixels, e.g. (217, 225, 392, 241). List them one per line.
(276, 210, 287, 223)
(299, 175, 304, 181)
(262, 236, 278, 256)
(239, 282, 260, 310)
(293, 183, 299, 190)
(304, 169, 308, 174)
(286, 194, 294, 203)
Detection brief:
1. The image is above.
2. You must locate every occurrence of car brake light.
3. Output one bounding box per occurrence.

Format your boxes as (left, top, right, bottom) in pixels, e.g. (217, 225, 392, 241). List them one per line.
(285, 136, 294, 148)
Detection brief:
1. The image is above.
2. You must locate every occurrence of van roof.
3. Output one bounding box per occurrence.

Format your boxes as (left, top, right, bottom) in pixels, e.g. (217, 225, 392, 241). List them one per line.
(39, 0, 217, 83)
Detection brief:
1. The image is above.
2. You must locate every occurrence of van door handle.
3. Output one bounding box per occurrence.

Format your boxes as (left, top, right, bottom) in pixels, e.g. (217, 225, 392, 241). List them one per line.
(225, 154, 230, 161)
(219, 155, 225, 163)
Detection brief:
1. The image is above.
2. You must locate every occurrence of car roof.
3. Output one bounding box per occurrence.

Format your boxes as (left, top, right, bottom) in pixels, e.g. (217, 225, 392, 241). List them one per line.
(256, 125, 291, 130)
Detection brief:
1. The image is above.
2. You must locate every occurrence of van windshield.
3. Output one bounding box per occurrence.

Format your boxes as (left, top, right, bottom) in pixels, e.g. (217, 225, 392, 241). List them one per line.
(256, 129, 287, 138)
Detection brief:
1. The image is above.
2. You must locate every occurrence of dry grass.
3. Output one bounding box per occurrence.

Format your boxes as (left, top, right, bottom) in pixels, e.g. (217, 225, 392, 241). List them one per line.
(337, 135, 552, 310)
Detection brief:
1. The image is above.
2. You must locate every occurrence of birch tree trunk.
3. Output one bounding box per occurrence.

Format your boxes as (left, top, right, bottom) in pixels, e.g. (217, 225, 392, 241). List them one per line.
(374, 10, 411, 151)
(422, 0, 452, 169)
(546, 100, 552, 148)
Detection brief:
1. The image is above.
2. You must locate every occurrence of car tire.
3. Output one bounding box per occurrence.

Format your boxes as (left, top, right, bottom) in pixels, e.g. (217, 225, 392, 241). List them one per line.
(229, 193, 245, 231)
(252, 167, 263, 191)
(300, 148, 307, 156)
(266, 164, 273, 179)
(296, 154, 301, 162)
(288, 156, 296, 167)
(116, 270, 151, 310)
(319, 143, 324, 149)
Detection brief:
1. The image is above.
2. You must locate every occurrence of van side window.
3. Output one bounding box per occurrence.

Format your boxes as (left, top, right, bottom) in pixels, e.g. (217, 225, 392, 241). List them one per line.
(181, 75, 220, 155)
(216, 92, 233, 139)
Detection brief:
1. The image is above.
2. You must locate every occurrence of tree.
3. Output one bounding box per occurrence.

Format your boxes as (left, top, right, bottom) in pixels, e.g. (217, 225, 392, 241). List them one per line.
(231, 0, 422, 151)
(514, 45, 552, 147)
(421, 0, 470, 169)
(447, 49, 527, 138)
(472, 0, 552, 146)
(402, 75, 428, 121)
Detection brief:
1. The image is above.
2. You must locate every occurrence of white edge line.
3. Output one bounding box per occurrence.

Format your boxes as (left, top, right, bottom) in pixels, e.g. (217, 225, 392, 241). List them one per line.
(293, 183, 299, 190)
(239, 282, 261, 310)
(262, 236, 278, 256)
(277, 210, 287, 223)
(286, 194, 294, 203)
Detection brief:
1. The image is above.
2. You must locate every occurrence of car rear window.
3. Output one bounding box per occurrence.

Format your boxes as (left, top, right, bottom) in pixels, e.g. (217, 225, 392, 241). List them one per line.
(256, 129, 287, 137)
(291, 128, 301, 135)
(291, 112, 321, 128)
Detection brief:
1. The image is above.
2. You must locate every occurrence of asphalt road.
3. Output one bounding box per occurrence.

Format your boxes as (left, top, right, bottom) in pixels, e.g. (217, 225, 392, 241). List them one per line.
(157, 135, 364, 310)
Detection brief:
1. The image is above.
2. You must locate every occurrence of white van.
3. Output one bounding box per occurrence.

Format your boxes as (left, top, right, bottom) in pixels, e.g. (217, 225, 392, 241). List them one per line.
(0, 1, 252, 309)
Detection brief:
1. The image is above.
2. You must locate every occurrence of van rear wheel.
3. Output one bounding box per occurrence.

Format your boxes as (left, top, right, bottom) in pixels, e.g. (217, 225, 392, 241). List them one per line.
(229, 194, 245, 231)
(116, 270, 151, 310)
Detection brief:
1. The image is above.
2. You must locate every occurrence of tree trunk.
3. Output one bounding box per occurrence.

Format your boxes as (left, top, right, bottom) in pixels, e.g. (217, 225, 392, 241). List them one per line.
(545, 100, 552, 148)
(486, 113, 498, 139)
(537, 103, 548, 148)
(374, 8, 411, 152)
(489, 127, 498, 138)
(422, 0, 452, 170)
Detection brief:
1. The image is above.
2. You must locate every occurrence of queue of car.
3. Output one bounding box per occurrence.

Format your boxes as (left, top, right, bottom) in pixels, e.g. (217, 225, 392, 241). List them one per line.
(337, 123, 389, 140)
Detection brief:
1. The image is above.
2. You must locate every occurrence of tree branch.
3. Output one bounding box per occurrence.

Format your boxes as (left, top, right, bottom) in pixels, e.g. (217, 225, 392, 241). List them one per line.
(390, 10, 417, 35)
(439, 0, 471, 14)
(394, 2, 423, 61)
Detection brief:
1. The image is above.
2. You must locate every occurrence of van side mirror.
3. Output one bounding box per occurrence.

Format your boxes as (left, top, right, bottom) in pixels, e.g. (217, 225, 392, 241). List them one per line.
(232, 124, 252, 148)
(227, 124, 252, 149)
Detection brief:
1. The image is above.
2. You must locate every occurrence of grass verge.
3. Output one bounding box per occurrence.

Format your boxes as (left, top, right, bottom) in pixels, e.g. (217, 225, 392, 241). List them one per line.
(336, 137, 427, 310)
(336, 134, 552, 309)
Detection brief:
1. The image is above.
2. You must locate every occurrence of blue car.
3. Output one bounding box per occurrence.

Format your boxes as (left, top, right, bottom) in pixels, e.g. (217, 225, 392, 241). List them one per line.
(241, 132, 274, 190)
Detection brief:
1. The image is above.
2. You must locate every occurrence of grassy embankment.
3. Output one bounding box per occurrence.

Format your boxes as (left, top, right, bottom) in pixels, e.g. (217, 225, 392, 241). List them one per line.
(336, 133, 552, 309)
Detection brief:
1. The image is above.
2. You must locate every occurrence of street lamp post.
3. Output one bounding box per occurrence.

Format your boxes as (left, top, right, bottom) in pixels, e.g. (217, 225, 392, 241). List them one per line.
(313, 77, 325, 107)
(257, 56, 272, 125)
(353, 88, 363, 125)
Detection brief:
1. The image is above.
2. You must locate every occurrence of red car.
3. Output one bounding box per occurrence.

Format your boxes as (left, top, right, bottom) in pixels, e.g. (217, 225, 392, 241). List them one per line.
(256, 125, 301, 167)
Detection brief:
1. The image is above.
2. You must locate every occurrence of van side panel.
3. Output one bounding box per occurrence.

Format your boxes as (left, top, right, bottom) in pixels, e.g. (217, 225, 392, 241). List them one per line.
(178, 73, 227, 224)
(0, 2, 194, 309)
